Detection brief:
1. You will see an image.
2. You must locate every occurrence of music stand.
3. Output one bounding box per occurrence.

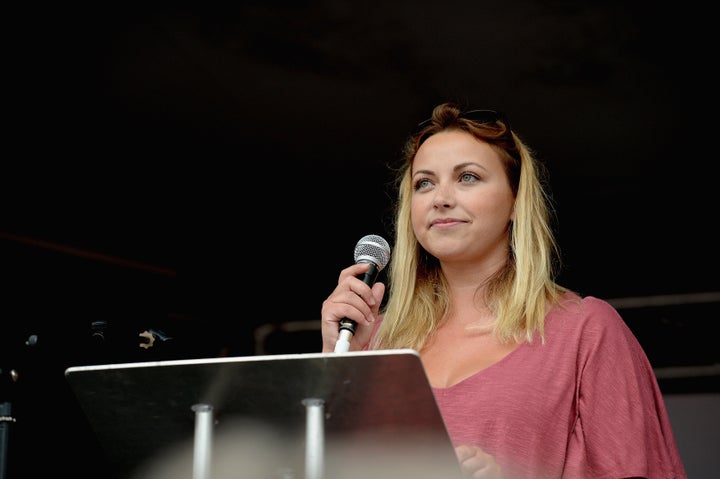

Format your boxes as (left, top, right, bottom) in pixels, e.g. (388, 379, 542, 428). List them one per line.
(65, 349, 462, 479)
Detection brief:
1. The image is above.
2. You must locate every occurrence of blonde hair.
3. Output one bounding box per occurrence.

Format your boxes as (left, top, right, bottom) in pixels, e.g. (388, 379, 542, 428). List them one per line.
(372, 102, 567, 350)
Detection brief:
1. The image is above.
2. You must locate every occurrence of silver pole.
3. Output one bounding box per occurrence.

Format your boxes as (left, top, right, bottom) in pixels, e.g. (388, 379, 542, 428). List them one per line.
(191, 403, 214, 479)
(302, 398, 325, 479)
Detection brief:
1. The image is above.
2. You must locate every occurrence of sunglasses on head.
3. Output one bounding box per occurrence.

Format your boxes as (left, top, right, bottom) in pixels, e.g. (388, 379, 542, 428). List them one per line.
(412, 109, 511, 137)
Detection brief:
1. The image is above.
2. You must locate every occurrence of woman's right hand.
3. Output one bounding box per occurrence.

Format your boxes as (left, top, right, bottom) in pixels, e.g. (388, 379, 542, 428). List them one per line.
(320, 262, 386, 352)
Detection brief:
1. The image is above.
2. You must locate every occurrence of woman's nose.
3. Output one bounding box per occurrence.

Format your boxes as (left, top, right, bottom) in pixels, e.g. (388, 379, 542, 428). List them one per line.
(432, 183, 455, 208)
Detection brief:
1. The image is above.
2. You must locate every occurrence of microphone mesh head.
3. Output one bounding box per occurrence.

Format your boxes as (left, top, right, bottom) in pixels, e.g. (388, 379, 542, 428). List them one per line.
(354, 234, 391, 270)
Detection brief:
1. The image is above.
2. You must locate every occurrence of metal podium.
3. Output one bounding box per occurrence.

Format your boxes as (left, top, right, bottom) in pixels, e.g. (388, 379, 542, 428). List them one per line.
(64, 349, 462, 479)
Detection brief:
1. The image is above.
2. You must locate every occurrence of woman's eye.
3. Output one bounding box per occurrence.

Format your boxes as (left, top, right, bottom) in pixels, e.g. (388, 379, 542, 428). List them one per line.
(460, 172, 479, 183)
(414, 178, 432, 191)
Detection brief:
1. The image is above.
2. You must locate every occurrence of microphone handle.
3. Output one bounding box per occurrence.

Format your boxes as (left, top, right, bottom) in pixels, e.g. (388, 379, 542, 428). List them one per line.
(333, 261, 380, 353)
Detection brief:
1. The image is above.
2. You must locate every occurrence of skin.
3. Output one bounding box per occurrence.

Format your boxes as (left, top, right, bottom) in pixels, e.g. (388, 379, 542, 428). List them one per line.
(321, 130, 516, 478)
(412, 131, 514, 478)
(411, 130, 518, 389)
(410, 130, 515, 274)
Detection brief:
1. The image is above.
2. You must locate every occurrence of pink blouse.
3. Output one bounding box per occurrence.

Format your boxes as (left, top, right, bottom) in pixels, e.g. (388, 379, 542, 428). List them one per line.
(432, 294, 686, 479)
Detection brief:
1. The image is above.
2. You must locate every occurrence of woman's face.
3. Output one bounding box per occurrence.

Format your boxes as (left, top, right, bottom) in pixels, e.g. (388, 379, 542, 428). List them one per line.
(410, 130, 515, 267)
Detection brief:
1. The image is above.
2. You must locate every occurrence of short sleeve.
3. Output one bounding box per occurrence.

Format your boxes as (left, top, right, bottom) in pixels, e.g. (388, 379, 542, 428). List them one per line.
(564, 297, 686, 478)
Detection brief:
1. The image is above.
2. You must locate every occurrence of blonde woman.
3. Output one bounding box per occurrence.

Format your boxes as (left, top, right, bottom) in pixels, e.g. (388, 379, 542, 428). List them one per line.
(321, 102, 685, 479)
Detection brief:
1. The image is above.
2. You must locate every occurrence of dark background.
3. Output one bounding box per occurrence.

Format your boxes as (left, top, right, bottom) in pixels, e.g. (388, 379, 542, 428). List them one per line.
(2, 2, 718, 478)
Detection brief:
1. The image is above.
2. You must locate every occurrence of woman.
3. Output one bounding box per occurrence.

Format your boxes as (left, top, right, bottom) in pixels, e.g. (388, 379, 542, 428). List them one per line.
(320, 102, 686, 478)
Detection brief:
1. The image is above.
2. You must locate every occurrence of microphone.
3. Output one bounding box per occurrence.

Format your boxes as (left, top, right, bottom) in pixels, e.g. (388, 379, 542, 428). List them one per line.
(334, 234, 391, 353)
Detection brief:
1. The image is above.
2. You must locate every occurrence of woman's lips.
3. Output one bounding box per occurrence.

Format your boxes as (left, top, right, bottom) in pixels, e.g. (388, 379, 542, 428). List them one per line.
(431, 218, 465, 228)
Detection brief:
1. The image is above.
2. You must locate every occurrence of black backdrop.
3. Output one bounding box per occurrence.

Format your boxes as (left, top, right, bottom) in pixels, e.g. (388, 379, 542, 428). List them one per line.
(2, 3, 719, 478)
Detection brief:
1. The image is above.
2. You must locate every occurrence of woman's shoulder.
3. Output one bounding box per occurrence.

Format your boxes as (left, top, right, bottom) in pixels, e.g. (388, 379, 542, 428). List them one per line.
(550, 291, 626, 332)
(546, 291, 642, 358)
(554, 290, 619, 313)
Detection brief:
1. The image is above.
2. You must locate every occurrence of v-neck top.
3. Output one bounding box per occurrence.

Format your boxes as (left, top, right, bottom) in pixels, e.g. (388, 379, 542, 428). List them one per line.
(431, 294, 686, 478)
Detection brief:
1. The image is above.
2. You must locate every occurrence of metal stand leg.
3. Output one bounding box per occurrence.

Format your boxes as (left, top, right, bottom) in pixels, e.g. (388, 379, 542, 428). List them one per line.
(0, 402, 14, 479)
(191, 403, 214, 479)
(302, 398, 325, 479)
